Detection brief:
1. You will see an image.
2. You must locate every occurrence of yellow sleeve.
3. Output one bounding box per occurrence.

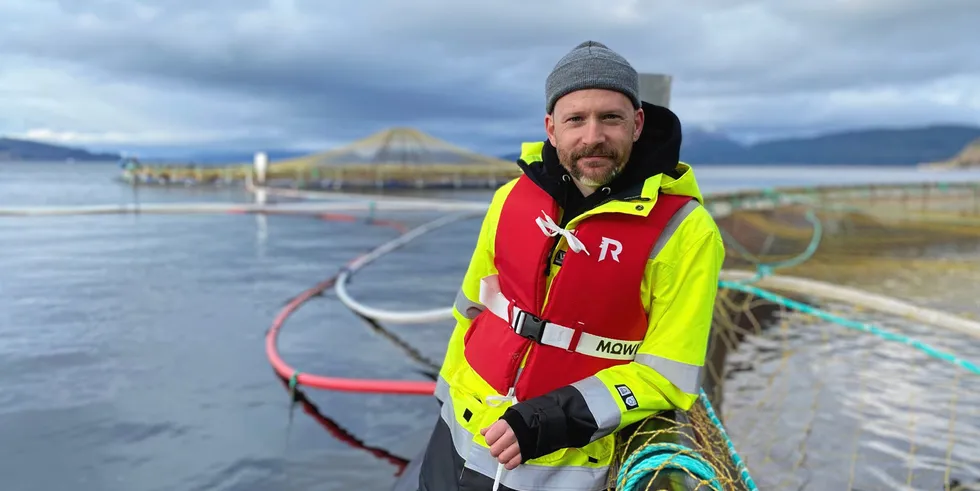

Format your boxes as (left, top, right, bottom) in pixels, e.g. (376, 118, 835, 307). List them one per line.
(593, 218, 725, 432)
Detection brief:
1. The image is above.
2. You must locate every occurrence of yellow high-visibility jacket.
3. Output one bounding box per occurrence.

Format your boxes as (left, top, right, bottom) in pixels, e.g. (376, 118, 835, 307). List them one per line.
(431, 116, 724, 491)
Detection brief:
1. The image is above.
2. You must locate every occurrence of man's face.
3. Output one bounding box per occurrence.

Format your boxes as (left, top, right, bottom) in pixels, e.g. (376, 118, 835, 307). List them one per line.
(546, 89, 643, 188)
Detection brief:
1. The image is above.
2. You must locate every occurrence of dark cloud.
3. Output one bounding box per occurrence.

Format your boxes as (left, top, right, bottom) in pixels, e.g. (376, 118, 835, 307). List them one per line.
(1, 0, 978, 155)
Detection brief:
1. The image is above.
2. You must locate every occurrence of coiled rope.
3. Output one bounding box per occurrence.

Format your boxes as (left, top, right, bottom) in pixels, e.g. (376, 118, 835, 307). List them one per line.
(617, 440, 725, 491)
(615, 387, 760, 491)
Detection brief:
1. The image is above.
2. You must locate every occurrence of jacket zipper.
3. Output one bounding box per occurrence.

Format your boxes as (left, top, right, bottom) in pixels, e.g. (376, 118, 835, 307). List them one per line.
(543, 235, 561, 277)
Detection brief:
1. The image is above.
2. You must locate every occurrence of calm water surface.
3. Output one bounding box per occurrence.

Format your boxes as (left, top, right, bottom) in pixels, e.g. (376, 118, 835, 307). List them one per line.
(3, 162, 980, 490)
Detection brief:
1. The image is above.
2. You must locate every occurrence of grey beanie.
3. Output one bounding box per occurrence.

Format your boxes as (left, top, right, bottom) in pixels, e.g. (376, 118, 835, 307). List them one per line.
(545, 40, 640, 114)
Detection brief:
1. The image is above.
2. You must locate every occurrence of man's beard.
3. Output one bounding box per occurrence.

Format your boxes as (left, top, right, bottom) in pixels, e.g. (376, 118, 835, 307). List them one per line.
(559, 142, 630, 188)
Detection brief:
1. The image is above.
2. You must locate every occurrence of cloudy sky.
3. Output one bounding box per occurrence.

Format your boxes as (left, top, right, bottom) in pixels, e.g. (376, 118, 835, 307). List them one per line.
(2, 0, 979, 157)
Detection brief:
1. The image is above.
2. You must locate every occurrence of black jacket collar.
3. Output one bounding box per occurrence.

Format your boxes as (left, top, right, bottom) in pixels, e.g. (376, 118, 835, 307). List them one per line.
(516, 101, 684, 225)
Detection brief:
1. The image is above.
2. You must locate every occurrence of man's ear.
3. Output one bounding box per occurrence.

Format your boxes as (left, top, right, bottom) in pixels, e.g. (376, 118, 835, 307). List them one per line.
(633, 108, 644, 142)
(545, 113, 557, 146)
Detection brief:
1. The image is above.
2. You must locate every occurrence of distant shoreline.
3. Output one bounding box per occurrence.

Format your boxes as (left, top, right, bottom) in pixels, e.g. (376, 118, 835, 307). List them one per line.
(0, 160, 969, 168)
(4, 121, 980, 167)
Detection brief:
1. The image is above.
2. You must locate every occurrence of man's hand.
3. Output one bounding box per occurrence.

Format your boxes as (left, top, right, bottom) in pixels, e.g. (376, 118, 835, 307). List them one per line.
(480, 420, 522, 470)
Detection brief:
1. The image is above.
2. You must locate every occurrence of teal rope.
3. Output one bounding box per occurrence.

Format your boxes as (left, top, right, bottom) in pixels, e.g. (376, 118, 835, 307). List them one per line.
(615, 389, 759, 491)
(617, 442, 723, 491)
(698, 389, 759, 491)
(700, 276, 980, 491)
(718, 199, 823, 284)
(718, 281, 980, 377)
(742, 209, 822, 283)
(762, 209, 822, 267)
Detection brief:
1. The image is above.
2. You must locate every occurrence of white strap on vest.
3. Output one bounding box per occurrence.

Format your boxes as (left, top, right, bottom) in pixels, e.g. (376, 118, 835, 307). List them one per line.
(535, 210, 589, 255)
(478, 275, 642, 361)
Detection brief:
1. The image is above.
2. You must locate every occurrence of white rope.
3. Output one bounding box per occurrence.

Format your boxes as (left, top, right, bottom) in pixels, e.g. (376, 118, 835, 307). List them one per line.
(535, 210, 589, 254)
(0, 197, 488, 217)
(334, 211, 484, 324)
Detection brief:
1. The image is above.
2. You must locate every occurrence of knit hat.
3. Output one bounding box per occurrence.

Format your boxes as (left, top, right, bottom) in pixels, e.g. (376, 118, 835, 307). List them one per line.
(545, 40, 640, 114)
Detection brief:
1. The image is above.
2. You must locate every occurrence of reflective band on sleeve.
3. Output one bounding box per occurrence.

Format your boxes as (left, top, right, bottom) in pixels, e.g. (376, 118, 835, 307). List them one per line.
(454, 288, 484, 320)
(634, 353, 703, 394)
(649, 199, 700, 260)
(478, 274, 642, 362)
(435, 374, 451, 402)
(571, 376, 622, 442)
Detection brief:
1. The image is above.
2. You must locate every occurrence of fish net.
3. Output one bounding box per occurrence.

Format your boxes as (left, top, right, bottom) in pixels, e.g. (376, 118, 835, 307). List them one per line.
(612, 182, 980, 491)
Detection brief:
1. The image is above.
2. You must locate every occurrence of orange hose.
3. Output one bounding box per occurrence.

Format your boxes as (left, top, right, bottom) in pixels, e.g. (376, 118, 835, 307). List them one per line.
(263, 212, 437, 395)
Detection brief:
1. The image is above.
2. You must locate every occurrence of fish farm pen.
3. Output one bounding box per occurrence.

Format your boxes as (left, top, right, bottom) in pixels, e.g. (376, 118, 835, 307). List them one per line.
(118, 127, 523, 190)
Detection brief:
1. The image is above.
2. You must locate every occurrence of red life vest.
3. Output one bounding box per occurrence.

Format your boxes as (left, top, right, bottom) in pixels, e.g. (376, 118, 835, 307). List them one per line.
(462, 175, 694, 401)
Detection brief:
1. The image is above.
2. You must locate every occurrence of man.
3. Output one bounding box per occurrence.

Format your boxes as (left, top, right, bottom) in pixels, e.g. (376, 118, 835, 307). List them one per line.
(415, 40, 725, 491)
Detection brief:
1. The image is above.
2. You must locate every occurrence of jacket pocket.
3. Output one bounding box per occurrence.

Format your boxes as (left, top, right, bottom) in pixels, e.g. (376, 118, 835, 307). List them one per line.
(462, 313, 527, 396)
(527, 435, 614, 466)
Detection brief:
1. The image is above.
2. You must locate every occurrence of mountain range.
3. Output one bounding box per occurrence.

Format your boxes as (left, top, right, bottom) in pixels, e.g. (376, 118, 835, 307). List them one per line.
(0, 137, 119, 162)
(3, 124, 980, 166)
(500, 124, 980, 166)
(679, 124, 980, 165)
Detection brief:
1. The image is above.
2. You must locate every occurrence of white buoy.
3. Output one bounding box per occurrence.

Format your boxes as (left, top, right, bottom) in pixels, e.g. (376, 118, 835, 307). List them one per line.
(253, 151, 268, 185)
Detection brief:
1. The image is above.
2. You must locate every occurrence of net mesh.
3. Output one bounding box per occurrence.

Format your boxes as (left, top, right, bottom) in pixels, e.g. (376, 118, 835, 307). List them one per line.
(609, 402, 750, 491)
(610, 182, 980, 491)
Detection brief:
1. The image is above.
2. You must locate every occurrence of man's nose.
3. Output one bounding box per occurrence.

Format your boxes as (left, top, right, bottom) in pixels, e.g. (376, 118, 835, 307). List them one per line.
(581, 119, 605, 145)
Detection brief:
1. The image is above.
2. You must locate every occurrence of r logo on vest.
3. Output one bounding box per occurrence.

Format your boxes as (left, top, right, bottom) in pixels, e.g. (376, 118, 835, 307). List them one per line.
(598, 237, 622, 262)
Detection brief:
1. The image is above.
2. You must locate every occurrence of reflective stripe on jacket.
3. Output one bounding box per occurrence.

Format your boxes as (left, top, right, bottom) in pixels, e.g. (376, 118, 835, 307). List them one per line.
(436, 141, 726, 491)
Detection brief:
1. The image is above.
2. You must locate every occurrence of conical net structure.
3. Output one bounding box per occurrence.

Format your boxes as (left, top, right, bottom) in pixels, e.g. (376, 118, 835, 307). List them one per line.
(269, 127, 515, 172)
(258, 127, 520, 188)
(121, 127, 521, 187)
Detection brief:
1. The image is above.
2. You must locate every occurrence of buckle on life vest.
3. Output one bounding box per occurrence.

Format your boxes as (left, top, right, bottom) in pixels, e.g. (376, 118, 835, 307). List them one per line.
(512, 309, 547, 343)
